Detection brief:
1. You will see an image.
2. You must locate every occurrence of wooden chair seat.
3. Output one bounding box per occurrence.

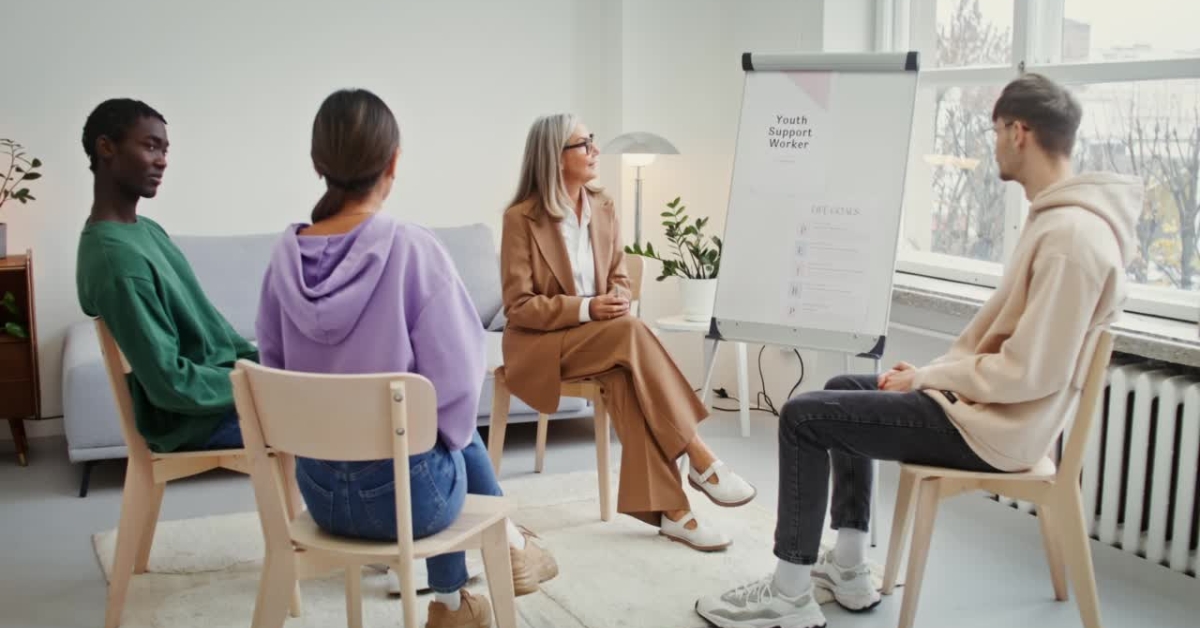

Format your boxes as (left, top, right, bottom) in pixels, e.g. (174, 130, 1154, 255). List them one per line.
(231, 361, 518, 628)
(95, 319, 302, 628)
(488, 366, 613, 521)
(288, 495, 511, 567)
(882, 330, 1114, 628)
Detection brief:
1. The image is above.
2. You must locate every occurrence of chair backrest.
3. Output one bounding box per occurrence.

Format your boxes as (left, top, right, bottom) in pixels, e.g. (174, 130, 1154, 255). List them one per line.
(230, 360, 439, 462)
(94, 319, 154, 464)
(230, 360, 438, 559)
(1057, 329, 1115, 482)
(626, 254, 645, 302)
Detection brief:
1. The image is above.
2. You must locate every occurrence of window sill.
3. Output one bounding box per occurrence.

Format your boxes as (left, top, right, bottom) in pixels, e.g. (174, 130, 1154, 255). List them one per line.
(892, 273, 1200, 368)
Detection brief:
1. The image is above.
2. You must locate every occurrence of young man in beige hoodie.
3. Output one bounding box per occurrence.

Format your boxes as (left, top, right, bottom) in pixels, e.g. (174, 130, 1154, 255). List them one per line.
(696, 73, 1143, 628)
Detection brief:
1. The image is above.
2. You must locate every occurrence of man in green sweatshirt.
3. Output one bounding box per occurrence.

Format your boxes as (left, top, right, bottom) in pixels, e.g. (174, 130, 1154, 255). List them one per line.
(76, 98, 257, 453)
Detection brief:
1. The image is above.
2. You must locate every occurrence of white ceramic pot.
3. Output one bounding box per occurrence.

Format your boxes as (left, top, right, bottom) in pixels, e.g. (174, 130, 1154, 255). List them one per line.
(680, 278, 717, 322)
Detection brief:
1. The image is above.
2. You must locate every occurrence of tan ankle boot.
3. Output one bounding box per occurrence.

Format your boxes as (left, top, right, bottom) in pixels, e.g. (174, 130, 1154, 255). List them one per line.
(510, 526, 559, 595)
(426, 590, 491, 628)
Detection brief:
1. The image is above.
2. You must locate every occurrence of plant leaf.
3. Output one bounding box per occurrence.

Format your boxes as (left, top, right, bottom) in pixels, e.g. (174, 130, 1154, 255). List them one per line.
(14, 166, 24, 173)
(4, 322, 27, 339)
(21, 172, 40, 181)
(30, 158, 42, 168)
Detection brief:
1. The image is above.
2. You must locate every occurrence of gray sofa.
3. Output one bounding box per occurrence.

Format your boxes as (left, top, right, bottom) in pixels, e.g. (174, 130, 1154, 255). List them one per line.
(61, 223, 591, 496)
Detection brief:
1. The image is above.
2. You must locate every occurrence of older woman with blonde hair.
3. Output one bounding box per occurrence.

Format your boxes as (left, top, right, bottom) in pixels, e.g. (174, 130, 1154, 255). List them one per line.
(498, 113, 756, 551)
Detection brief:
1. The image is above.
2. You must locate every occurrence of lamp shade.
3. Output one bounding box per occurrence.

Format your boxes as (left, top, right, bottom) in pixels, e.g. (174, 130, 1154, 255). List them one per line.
(602, 132, 680, 156)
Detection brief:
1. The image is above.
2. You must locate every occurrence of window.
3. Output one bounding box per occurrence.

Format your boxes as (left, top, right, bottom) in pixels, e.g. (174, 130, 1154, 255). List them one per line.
(884, 0, 1200, 321)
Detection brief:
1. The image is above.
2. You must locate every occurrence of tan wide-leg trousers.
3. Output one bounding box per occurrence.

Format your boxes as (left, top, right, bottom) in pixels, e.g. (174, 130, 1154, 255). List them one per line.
(559, 316, 708, 525)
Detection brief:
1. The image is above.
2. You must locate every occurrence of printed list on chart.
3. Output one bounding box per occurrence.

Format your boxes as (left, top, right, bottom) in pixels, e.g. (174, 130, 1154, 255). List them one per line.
(783, 202, 872, 334)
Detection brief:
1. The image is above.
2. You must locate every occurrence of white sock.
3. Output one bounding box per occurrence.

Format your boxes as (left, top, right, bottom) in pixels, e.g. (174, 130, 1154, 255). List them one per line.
(834, 528, 868, 566)
(434, 590, 462, 611)
(506, 519, 526, 550)
(773, 560, 812, 598)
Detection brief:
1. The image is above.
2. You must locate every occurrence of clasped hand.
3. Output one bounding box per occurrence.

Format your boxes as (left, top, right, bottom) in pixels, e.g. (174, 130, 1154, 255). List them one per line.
(878, 361, 917, 393)
(589, 294, 630, 320)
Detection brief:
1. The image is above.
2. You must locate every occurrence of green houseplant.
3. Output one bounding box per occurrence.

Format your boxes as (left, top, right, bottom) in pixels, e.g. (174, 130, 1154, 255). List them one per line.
(1, 291, 27, 339)
(0, 138, 44, 259)
(625, 196, 723, 321)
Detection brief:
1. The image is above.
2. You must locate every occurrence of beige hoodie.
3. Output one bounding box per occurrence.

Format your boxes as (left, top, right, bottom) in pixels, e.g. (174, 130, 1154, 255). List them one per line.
(912, 172, 1143, 472)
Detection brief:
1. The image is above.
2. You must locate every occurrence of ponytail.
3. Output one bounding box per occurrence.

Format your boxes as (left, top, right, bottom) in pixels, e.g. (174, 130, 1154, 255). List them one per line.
(311, 185, 348, 223)
(308, 88, 401, 224)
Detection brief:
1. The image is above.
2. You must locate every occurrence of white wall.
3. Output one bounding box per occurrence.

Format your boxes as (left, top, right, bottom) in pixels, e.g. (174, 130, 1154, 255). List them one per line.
(2, 0, 586, 423)
(4, 0, 938, 442)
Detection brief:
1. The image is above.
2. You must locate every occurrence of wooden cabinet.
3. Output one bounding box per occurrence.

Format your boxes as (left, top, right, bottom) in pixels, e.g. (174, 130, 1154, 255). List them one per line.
(0, 250, 40, 466)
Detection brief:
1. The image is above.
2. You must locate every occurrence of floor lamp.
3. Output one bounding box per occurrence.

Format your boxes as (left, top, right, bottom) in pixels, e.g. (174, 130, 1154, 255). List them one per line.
(602, 132, 679, 246)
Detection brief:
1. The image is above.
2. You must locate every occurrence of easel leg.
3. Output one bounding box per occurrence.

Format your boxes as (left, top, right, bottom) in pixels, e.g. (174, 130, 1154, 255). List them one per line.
(871, 357, 881, 547)
(700, 337, 721, 407)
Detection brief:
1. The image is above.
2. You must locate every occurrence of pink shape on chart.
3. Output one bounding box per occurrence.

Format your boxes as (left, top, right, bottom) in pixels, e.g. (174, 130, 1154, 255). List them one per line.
(786, 72, 831, 110)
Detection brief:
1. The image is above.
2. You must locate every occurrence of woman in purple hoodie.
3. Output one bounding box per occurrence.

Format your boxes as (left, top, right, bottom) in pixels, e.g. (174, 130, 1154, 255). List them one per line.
(255, 89, 556, 628)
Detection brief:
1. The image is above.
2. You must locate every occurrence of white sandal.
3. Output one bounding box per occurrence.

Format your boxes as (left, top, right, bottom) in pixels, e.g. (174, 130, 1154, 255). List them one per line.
(688, 460, 757, 507)
(659, 512, 731, 552)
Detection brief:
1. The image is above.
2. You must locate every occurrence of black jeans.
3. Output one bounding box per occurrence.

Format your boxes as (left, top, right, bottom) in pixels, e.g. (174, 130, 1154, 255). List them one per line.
(774, 374, 997, 565)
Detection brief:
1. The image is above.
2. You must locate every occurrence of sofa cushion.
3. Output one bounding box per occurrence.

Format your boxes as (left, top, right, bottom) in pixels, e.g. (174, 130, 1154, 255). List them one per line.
(429, 224, 503, 327)
(172, 233, 281, 339)
(61, 321, 126, 461)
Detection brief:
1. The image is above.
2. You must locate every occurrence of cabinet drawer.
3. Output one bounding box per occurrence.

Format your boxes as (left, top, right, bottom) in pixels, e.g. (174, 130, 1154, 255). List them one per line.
(0, 340, 32, 379)
(0, 379, 35, 418)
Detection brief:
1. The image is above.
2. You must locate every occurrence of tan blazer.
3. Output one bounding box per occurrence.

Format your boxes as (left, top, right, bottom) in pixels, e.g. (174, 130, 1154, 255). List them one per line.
(500, 187, 631, 413)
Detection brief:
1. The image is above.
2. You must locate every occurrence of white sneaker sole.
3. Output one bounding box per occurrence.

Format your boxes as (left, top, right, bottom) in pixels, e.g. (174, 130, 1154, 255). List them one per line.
(694, 601, 826, 628)
(813, 578, 881, 612)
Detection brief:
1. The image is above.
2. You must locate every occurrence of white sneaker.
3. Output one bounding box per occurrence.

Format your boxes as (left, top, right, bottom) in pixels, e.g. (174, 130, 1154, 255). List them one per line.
(689, 460, 757, 507)
(812, 550, 881, 612)
(659, 512, 731, 552)
(695, 577, 827, 628)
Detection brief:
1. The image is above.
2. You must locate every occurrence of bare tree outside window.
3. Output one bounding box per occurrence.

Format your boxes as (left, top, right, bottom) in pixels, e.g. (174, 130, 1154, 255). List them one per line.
(925, 0, 1011, 262)
(1075, 81, 1200, 290)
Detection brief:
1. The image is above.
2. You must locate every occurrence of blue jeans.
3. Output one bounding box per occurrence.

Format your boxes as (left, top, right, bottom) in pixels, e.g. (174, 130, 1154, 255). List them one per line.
(295, 431, 502, 593)
(201, 410, 245, 449)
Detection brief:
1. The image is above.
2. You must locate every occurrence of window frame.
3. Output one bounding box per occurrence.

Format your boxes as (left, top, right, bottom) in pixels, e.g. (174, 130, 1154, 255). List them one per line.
(880, 0, 1200, 322)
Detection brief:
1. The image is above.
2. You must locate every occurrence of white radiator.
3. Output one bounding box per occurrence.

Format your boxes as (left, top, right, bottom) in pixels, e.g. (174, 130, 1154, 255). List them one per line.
(996, 360, 1200, 578)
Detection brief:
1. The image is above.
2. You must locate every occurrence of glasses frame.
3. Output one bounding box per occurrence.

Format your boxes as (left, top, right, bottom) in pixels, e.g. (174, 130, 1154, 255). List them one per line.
(563, 133, 596, 153)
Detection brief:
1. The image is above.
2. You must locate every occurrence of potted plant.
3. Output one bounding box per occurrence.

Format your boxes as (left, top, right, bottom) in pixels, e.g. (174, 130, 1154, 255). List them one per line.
(1, 292, 27, 339)
(625, 196, 722, 321)
(0, 139, 44, 259)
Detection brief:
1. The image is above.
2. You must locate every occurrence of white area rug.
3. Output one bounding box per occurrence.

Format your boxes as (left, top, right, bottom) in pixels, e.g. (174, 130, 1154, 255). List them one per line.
(92, 470, 892, 628)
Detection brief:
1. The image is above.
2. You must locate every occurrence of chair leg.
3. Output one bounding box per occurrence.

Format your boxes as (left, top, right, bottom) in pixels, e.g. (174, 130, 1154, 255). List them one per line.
(534, 413, 550, 473)
(79, 460, 97, 498)
(394, 558, 419, 628)
(593, 392, 613, 522)
(345, 565, 363, 628)
(104, 461, 153, 628)
(488, 375, 511, 474)
(882, 467, 918, 595)
(250, 553, 295, 628)
(134, 482, 166, 573)
(1058, 487, 1103, 628)
(1037, 502, 1069, 602)
(481, 520, 518, 628)
(897, 478, 942, 628)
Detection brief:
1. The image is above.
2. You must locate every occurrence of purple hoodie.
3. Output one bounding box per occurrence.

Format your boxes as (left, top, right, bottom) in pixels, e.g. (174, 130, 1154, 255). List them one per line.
(255, 213, 486, 451)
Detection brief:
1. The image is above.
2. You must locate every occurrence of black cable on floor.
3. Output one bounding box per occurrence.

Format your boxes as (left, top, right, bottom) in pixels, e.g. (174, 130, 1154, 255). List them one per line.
(706, 345, 805, 417)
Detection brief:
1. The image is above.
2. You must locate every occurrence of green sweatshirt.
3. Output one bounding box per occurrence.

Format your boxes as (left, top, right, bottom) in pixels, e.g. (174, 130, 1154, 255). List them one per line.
(76, 216, 258, 453)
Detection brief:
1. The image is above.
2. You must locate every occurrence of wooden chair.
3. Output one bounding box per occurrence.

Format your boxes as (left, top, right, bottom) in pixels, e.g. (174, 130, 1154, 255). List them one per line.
(881, 330, 1115, 628)
(231, 360, 518, 628)
(95, 319, 302, 628)
(487, 255, 644, 523)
